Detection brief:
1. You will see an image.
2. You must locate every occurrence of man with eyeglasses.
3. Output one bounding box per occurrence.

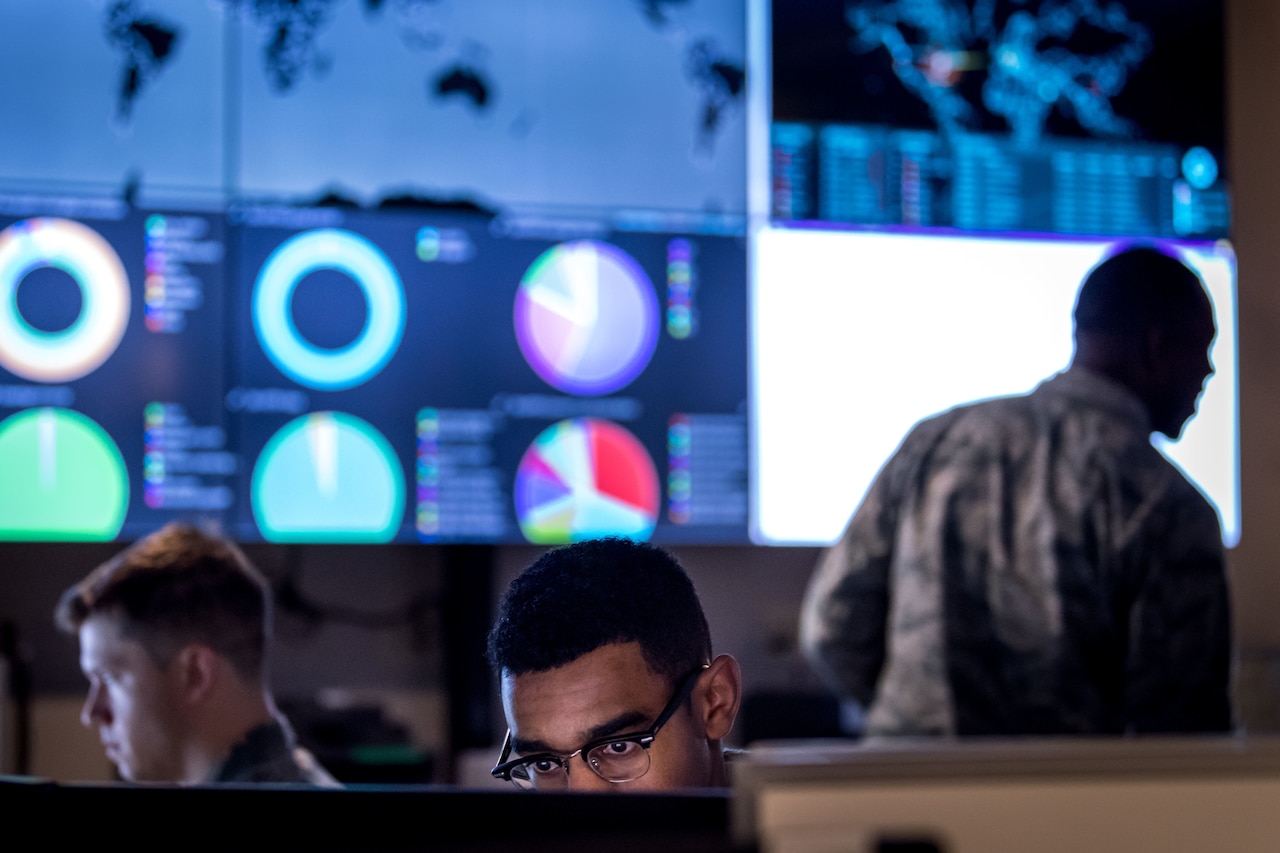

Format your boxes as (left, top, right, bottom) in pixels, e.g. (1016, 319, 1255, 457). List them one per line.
(487, 537, 742, 791)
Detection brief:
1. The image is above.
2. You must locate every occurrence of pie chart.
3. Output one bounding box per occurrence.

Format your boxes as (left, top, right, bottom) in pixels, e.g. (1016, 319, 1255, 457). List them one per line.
(0, 407, 128, 540)
(514, 418, 659, 543)
(514, 240, 658, 396)
(251, 411, 404, 542)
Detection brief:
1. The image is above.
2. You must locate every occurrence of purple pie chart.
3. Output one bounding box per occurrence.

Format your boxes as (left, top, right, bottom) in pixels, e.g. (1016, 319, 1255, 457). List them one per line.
(514, 240, 658, 396)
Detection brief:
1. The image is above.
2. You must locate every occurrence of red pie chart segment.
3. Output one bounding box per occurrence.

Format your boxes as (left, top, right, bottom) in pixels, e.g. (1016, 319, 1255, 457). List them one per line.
(592, 420, 659, 512)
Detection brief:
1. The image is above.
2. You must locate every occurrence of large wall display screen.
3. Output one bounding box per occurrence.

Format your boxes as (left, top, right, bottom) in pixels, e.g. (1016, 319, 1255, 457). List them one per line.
(0, 1, 744, 219)
(770, 0, 1228, 238)
(0, 3, 752, 546)
(0, 199, 230, 540)
(751, 227, 1238, 547)
(229, 207, 748, 544)
(233, 0, 747, 217)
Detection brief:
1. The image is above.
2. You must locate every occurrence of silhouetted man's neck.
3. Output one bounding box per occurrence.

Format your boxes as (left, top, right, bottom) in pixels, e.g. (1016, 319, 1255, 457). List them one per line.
(1071, 332, 1153, 417)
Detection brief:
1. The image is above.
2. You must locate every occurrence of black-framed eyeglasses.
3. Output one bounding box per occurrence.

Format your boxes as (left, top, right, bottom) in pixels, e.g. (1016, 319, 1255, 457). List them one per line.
(490, 664, 709, 790)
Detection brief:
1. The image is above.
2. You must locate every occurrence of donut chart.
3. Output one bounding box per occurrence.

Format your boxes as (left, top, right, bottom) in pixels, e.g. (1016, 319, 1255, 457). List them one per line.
(253, 229, 405, 391)
(251, 411, 404, 542)
(0, 408, 128, 540)
(514, 418, 659, 543)
(514, 240, 658, 396)
(0, 218, 130, 383)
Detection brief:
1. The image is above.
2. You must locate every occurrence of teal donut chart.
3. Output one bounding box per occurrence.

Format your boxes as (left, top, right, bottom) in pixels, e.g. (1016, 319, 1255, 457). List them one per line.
(0, 218, 130, 383)
(253, 229, 405, 391)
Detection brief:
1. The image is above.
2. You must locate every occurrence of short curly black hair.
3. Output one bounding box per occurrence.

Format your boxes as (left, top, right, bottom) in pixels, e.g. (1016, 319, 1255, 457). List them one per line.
(487, 538, 712, 682)
(1074, 245, 1209, 336)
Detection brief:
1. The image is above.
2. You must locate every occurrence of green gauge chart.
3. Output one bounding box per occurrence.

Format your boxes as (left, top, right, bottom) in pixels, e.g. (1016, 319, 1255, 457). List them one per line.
(251, 411, 404, 542)
(0, 407, 128, 540)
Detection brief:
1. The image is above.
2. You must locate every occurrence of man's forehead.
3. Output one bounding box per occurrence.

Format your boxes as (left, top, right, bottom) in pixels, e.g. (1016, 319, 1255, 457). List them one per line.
(79, 614, 147, 667)
(501, 642, 670, 749)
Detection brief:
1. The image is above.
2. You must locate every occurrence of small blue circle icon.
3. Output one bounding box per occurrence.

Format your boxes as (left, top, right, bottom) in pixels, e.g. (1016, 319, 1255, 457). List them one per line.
(1181, 147, 1219, 191)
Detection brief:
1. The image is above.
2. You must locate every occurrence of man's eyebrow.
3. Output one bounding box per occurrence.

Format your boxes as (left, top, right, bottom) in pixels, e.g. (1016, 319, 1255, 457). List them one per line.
(511, 736, 555, 755)
(512, 711, 653, 755)
(585, 711, 651, 743)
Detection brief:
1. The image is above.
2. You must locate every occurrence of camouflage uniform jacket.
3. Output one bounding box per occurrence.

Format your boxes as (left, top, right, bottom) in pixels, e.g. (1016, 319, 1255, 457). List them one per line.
(801, 367, 1232, 736)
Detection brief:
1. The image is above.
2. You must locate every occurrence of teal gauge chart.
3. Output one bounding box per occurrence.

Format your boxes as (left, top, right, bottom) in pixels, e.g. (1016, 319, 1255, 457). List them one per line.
(253, 229, 405, 391)
(251, 411, 404, 542)
(0, 218, 130, 383)
(514, 240, 659, 396)
(0, 407, 128, 540)
(514, 417, 659, 544)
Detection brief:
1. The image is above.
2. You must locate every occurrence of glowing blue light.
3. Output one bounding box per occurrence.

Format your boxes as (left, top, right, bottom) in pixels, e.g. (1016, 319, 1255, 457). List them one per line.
(253, 229, 405, 391)
(1182, 147, 1219, 191)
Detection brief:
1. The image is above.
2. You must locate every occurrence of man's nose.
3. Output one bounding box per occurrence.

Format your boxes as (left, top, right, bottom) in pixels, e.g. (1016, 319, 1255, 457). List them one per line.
(81, 682, 109, 727)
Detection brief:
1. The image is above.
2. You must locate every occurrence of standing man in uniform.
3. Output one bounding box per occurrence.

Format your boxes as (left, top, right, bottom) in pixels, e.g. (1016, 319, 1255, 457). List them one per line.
(802, 246, 1232, 736)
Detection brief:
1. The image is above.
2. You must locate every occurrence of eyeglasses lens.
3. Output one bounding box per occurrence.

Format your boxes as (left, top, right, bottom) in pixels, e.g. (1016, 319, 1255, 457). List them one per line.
(585, 740, 650, 783)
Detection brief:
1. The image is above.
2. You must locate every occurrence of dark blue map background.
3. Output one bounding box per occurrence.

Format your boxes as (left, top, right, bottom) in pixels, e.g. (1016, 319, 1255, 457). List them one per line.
(773, 0, 1224, 167)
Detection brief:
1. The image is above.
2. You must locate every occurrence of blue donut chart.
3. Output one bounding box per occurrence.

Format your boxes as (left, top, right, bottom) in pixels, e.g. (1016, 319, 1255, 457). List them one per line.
(0, 218, 131, 383)
(253, 228, 406, 391)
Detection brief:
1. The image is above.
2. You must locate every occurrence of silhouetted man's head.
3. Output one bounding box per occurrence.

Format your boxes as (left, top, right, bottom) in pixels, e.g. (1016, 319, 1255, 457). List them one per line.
(1073, 246, 1215, 438)
(487, 538, 740, 792)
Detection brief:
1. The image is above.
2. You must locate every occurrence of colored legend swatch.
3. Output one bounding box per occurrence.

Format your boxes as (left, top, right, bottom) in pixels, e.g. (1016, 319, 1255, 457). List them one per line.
(144, 402, 166, 507)
(514, 417, 659, 543)
(415, 407, 507, 541)
(667, 415, 692, 523)
(666, 238, 697, 339)
(252, 411, 404, 542)
(142, 214, 221, 334)
(416, 407, 442, 538)
(144, 215, 172, 332)
(0, 407, 128, 540)
(144, 402, 234, 511)
(514, 240, 659, 396)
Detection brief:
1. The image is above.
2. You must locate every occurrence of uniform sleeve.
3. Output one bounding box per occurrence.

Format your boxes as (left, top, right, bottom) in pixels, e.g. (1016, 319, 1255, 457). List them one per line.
(1125, 491, 1233, 733)
(800, 467, 897, 708)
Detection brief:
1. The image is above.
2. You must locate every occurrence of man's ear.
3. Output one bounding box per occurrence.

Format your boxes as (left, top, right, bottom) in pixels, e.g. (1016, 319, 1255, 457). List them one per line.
(172, 644, 220, 707)
(1143, 324, 1168, 375)
(693, 654, 742, 742)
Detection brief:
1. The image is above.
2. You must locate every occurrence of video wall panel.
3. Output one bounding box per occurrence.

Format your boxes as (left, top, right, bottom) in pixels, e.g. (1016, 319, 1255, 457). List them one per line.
(770, 0, 1228, 237)
(228, 207, 748, 544)
(0, 200, 229, 540)
(750, 228, 1238, 547)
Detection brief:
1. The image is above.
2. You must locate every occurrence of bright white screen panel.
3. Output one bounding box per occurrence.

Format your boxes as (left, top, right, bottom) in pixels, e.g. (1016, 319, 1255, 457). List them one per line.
(750, 227, 1239, 547)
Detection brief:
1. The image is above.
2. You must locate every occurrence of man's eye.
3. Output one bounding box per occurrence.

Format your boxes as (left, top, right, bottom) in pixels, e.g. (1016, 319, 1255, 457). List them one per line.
(530, 758, 560, 775)
(602, 740, 640, 757)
